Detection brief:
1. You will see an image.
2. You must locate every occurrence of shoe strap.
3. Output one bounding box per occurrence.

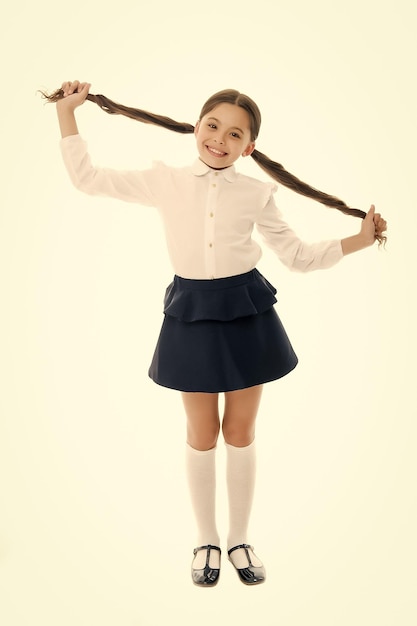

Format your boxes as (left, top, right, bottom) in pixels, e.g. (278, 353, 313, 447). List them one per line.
(227, 544, 254, 567)
(193, 544, 221, 556)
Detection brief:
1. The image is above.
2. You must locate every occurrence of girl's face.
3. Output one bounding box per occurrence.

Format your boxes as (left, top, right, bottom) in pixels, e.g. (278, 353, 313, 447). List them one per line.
(194, 103, 255, 169)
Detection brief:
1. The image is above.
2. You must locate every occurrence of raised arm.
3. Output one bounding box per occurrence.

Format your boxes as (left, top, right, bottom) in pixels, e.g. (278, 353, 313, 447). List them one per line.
(52, 81, 168, 206)
(256, 194, 387, 272)
(55, 80, 91, 138)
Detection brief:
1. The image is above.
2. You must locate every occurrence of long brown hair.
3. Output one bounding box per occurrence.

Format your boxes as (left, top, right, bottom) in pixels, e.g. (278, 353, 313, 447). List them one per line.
(41, 87, 386, 243)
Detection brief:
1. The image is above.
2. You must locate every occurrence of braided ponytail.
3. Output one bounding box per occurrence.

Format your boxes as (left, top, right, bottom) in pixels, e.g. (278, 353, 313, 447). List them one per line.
(250, 149, 366, 219)
(41, 86, 386, 244)
(41, 87, 195, 134)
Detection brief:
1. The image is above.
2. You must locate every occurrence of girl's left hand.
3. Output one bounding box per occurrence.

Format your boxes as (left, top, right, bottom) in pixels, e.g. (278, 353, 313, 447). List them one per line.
(361, 205, 387, 246)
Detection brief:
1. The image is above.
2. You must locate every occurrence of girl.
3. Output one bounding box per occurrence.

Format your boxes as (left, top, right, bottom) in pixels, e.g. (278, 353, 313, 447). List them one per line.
(43, 81, 387, 587)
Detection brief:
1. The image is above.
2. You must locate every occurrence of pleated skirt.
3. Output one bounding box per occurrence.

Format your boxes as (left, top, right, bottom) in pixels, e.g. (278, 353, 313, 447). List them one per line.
(148, 268, 298, 393)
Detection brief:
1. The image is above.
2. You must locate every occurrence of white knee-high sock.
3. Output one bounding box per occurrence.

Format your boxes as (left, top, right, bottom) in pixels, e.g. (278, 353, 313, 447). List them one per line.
(226, 440, 262, 567)
(186, 443, 220, 567)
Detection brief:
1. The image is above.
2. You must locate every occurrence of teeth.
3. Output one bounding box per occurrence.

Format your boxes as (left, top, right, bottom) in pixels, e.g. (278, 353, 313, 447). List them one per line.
(208, 146, 226, 156)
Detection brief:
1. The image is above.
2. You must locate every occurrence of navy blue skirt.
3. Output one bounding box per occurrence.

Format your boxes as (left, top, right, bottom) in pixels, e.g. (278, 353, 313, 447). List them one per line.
(148, 269, 298, 393)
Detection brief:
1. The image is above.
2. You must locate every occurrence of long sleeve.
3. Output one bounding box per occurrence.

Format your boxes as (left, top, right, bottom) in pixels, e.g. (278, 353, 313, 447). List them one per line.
(256, 194, 343, 272)
(59, 134, 166, 206)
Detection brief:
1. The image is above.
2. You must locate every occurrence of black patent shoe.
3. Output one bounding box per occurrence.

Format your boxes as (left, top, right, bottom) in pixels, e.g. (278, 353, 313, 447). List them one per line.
(228, 544, 266, 585)
(191, 545, 221, 587)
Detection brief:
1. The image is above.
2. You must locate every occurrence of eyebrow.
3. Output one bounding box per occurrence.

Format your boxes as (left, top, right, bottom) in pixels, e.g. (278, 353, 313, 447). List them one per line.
(207, 117, 245, 135)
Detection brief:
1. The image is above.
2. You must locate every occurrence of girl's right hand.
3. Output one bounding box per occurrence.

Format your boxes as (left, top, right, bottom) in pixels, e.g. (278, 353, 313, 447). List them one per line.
(57, 80, 91, 110)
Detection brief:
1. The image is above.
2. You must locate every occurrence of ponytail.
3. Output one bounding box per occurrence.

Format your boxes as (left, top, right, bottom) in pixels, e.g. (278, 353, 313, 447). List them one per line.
(250, 149, 366, 219)
(42, 88, 195, 134)
(41, 87, 386, 244)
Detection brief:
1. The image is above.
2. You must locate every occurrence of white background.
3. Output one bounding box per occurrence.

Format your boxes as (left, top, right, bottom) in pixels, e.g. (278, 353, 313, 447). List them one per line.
(1, 1, 416, 624)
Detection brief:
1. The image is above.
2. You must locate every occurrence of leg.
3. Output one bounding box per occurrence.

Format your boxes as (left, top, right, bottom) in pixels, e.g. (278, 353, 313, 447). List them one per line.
(182, 392, 221, 575)
(222, 385, 265, 578)
(222, 384, 263, 447)
(182, 391, 220, 451)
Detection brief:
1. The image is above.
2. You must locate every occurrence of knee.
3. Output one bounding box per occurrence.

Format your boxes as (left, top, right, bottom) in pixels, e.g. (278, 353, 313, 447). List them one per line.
(222, 419, 254, 447)
(187, 421, 220, 451)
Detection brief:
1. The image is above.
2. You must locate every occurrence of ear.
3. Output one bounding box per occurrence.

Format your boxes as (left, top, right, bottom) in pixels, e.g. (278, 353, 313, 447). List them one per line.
(194, 120, 200, 136)
(242, 141, 256, 157)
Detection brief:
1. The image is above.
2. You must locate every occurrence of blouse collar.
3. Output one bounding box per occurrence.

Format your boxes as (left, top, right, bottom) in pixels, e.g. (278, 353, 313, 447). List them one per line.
(191, 158, 237, 182)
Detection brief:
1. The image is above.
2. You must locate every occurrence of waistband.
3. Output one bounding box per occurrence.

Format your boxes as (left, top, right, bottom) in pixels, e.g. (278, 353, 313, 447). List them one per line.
(163, 269, 278, 322)
(173, 269, 260, 290)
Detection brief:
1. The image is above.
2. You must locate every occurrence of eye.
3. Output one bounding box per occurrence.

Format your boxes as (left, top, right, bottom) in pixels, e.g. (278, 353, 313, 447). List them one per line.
(208, 123, 217, 129)
(230, 132, 241, 139)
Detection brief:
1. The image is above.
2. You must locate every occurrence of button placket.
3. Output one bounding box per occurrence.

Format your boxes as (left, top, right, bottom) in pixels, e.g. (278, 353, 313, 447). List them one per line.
(204, 173, 219, 278)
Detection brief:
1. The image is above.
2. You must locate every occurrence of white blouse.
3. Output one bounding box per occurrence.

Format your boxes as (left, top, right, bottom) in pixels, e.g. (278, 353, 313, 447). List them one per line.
(60, 134, 344, 280)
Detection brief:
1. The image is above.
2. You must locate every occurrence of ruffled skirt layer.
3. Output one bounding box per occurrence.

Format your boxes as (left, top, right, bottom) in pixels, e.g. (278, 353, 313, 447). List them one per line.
(148, 269, 298, 393)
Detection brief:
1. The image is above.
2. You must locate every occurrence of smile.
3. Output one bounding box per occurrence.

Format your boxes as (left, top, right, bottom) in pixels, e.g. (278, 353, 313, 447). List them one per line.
(206, 145, 227, 157)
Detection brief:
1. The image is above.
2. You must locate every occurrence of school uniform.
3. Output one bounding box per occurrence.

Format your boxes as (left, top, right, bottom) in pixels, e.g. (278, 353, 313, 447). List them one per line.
(60, 134, 344, 393)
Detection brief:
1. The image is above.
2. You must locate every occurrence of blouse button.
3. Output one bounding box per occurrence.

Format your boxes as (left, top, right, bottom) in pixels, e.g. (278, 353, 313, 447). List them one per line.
(212, 183, 217, 188)
(209, 243, 213, 247)
(209, 212, 214, 218)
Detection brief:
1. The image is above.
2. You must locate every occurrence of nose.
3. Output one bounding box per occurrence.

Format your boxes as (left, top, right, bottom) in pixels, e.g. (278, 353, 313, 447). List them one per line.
(213, 133, 225, 145)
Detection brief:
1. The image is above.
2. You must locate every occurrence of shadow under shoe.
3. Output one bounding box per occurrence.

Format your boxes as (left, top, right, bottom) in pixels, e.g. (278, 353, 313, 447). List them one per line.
(228, 544, 266, 585)
(191, 545, 221, 587)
